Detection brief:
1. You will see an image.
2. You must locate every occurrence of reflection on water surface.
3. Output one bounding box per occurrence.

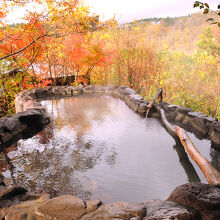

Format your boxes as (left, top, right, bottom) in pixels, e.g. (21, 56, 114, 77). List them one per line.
(2, 95, 220, 203)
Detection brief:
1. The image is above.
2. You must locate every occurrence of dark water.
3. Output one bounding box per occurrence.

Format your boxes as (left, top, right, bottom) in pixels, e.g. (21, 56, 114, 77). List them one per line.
(2, 95, 220, 203)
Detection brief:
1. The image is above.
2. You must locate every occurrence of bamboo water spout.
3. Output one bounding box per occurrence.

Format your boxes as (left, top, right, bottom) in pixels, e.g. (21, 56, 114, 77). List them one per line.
(146, 88, 163, 117)
(149, 88, 220, 186)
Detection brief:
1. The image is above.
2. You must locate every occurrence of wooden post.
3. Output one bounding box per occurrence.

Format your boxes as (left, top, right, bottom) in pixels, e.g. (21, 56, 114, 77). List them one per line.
(175, 126, 220, 186)
(146, 88, 163, 117)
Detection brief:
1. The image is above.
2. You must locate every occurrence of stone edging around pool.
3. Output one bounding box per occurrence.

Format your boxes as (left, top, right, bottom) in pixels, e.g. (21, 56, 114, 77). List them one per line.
(0, 85, 220, 219)
(0, 85, 219, 151)
(0, 177, 220, 219)
(0, 183, 220, 220)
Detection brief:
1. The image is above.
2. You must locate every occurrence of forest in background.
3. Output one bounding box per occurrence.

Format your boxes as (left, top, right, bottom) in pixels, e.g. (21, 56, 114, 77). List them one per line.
(0, 0, 219, 119)
(89, 12, 220, 119)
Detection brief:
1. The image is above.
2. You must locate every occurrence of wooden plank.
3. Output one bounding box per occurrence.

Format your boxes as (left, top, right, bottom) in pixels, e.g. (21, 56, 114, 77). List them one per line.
(146, 88, 162, 117)
(175, 126, 220, 186)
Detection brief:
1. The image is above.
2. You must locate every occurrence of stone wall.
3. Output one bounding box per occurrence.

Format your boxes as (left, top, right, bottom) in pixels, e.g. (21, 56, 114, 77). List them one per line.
(0, 85, 220, 150)
(1, 85, 218, 150)
(0, 109, 49, 151)
(1, 85, 155, 150)
(0, 182, 219, 219)
(160, 102, 220, 147)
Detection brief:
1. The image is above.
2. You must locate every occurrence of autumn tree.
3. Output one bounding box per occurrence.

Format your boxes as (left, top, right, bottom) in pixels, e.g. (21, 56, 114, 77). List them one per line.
(193, 1, 220, 27)
(0, 0, 116, 115)
(197, 27, 220, 57)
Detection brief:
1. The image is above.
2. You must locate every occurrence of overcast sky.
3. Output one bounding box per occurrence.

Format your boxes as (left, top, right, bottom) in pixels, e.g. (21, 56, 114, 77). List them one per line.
(6, 0, 219, 24)
(85, 0, 219, 23)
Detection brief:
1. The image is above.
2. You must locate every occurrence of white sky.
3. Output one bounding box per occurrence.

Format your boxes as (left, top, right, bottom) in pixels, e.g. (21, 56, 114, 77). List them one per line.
(6, 0, 220, 24)
(85, 0, 219, 23)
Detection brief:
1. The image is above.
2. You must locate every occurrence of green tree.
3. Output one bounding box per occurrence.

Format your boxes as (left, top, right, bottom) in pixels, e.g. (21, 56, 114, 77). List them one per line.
(197, 27, 220, 57)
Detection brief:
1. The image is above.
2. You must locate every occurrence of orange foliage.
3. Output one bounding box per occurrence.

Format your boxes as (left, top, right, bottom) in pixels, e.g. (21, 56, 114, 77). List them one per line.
(0, 0, 116, 89)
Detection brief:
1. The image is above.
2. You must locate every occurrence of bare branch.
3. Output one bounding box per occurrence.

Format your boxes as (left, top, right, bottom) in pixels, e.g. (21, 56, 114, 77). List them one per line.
(0, 34, 48, 61)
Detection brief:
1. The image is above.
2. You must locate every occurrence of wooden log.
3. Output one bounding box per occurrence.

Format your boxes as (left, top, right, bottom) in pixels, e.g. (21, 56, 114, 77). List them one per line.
(153, 104, 178, 138)
(175, 126, 220, 186)
(146, 88, 162, 117)
(159, 107, 178, 138)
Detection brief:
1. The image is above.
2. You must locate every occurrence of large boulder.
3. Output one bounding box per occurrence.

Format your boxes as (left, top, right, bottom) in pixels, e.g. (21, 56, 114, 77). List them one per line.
(144, 199, 200, 220)
(1, 193, 50, 220)
(168, 183, 220, 220)
(35, 195, 87, 219)
(105, 202, 146, 219)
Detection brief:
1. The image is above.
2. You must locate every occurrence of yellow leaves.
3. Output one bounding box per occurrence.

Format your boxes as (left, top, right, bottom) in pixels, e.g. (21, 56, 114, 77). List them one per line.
(196, 50, 216, 65)
(58, 52, 63, 58)
(163, 43, 169, 52)
(199, 71, 206, 79)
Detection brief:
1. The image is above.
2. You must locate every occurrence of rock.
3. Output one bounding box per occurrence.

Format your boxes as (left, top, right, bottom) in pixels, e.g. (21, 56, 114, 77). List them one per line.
(94, 86, 105, 93)
(160, 101, 220, 144)
(74, 87, 83, 95)
(34, 87, 53, 98)
(105, 202, 146, 219)
(2, 193, 50, 220)
(83, 85, 95, 94)
(35, 195, 87, 219)
(203, 116, 218, 124)
(124, 94, 144, 112)
(187, 111, 204, 119)
(23, 95, 33, 102)
(105, 85, 119, 94)
(112, 87, 136, 99)
(81, 202, 146, 220)
(23, 100, 44, 111)
(80, 205, 111, 220)
(0, 173, 5, 186)
(174, 113, 186, 122)
(52, 86, 67, 96)
(0, 186, 27, 200)
(65, 86, 74, 95)
(124, 94, 142, 112)
(65, 86, 83, 96)
(176, 106, 192, 114)
(0, 200, 13, 209)
(209, 122, 220, 146)
(123, 88, 136, 97)
(144, 199, 200, 220)
(182, 115, 191, 125)
(0, 116, 22, 149)
(160, 102, 169, 111)
(0, 186, 28, 209)
(86, 200, 102, 213)
(16, 109, 50, 141)
(14, 95, 24, 113)
(164, 110, 178, 122)
(0, 208, 8, 219)
(161, 103, 178, 112)
(138, 102, 149, 115)
(190, 117, 208, 135)
(168, 182, 220, 220)
(112, 87, 125, 97)
(0, 116, 21, 134)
